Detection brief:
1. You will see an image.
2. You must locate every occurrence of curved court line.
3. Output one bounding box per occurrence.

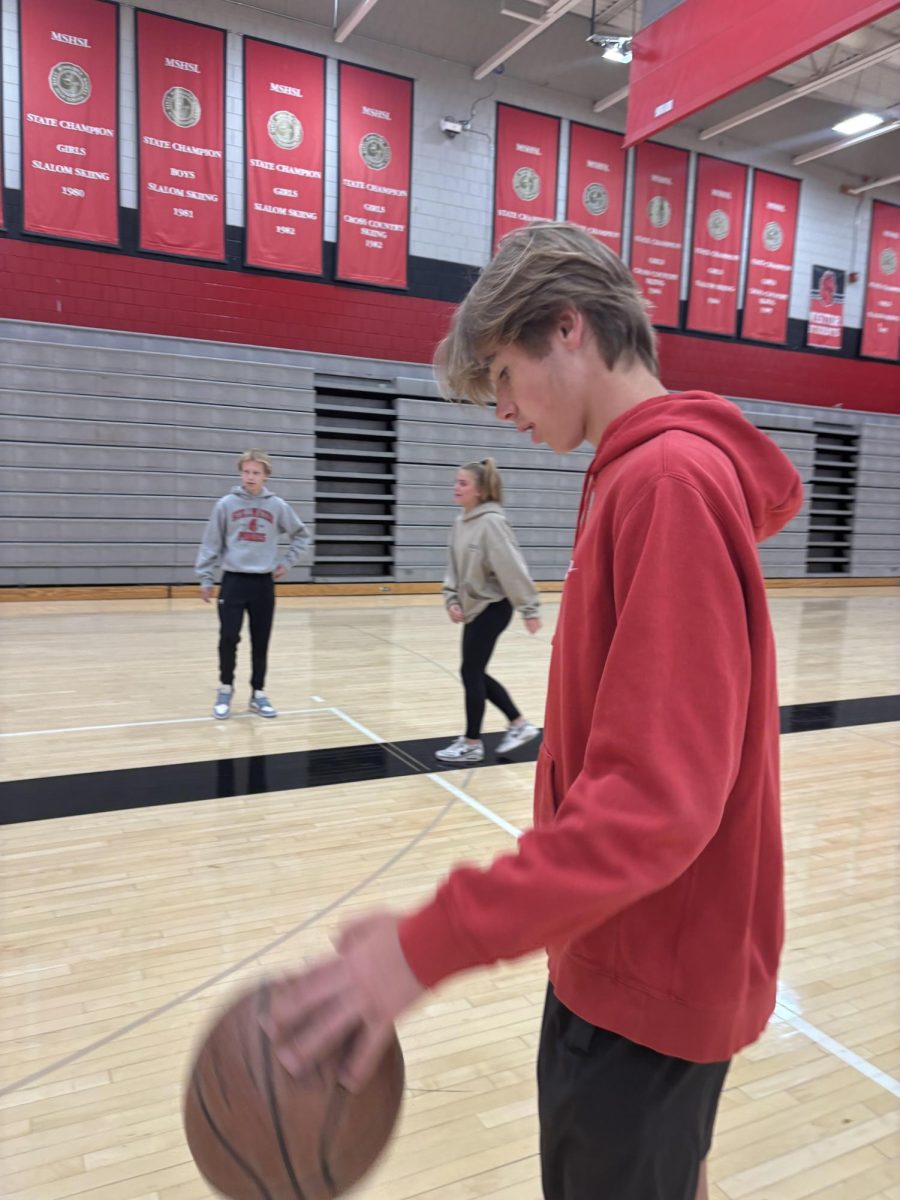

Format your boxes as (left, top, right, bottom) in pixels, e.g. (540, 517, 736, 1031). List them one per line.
(0, 797, 455, 1099)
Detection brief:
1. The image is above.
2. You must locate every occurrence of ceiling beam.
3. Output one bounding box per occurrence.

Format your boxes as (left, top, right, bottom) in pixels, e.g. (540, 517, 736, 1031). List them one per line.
(792, 118, 900, 165)
(699, 39, 900, 141)
(334, 0, 382, 44)
(592, 84, 629, 113)
(845, 171, 900, 194)
(473, 0, 584, 80)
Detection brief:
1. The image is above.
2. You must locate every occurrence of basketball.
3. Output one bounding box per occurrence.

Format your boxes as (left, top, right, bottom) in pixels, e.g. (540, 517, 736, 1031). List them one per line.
(183, 981, 405, 1199)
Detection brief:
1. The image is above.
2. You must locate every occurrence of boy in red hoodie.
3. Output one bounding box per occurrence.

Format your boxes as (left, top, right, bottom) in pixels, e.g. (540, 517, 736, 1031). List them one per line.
(264, 224, 804, 1200)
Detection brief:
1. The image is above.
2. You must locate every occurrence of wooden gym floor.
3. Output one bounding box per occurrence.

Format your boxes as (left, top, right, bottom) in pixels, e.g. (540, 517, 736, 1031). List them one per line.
(1, 588, 898, 1200)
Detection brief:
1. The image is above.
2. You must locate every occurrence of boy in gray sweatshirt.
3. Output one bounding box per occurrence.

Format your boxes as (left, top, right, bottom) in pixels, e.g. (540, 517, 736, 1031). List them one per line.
(195, 449, 311, 719)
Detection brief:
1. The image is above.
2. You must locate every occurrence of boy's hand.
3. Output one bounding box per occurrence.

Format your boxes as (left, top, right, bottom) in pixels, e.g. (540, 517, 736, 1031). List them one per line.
(448, 604, 465, 624)
(263, 911, 424, 1092)
(274, 565, 287, 580)
(524, 616, 542, 635)
(200, 585, 213, 604)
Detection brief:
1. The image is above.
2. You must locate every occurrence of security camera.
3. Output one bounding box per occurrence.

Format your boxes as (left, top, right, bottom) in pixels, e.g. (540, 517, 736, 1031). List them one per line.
(440, 118, 466, 138)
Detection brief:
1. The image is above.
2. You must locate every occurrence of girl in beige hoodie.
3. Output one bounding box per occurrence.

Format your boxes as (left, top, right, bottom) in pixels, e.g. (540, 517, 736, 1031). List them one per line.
(436, 458, 542, 763)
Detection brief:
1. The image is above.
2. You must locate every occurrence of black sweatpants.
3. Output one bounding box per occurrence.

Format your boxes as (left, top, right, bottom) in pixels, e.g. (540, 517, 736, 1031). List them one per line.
(217, 571, 275, 692)
(461, 599, 520, 739)
(538, 985, 730, 1200)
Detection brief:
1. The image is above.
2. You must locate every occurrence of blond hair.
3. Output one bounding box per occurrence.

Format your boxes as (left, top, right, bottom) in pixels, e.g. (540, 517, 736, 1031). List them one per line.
(238, 448, 272, 476)
(436, 222, 658, 404)
(462, 457, 503, 504)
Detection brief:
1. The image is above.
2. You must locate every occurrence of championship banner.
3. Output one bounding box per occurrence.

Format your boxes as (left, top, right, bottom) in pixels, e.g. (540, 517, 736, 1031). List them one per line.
(565, 123, 626, 256)
(336, 63, 413, 288)
(741, 170, 800, 344)
(629, 141, 688, 328)
(244, 39, 325, 276)
(136, 11, 225, 261)
(807, 265, 845, 351)
(625, 0, 898, 146)
(861, 201, 900, 362)
(20, 0, 119, 245)
(686, 156, 747, 336)
(493, 104, 560, 250)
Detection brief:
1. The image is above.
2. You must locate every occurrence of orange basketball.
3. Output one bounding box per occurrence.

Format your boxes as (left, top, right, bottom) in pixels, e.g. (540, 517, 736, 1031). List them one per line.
(183, 982, 404, 1199)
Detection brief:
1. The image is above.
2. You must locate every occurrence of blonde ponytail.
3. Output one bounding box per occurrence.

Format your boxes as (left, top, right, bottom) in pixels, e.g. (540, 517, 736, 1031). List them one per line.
(463, 457, 503, 504)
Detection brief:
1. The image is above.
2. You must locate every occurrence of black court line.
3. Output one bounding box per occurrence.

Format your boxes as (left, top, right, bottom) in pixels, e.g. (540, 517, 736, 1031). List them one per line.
(1, 696, 898, 826)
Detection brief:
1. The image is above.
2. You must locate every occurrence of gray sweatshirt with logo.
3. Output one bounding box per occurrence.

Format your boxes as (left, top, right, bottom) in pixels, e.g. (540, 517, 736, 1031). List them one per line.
(195, 485, 312, 586)
(443, 501, 540, 623)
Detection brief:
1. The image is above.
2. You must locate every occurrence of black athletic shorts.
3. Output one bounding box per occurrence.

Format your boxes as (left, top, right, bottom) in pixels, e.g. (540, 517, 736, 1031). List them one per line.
(538, 984, 730, 1200)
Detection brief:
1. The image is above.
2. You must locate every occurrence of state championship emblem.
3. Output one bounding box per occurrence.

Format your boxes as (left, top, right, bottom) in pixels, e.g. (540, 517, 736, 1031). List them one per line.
(49, 62, 91, 105)
(647, 195, 672, 229)
(762, 221, 783, 252)
(583, 183, 609, 216)
(359, 132, 391, 170)
(268, 111, 303, 151)
(513, 166, 540, 202)
(707, 209, 729, 241)
(163, 86, 201, 129)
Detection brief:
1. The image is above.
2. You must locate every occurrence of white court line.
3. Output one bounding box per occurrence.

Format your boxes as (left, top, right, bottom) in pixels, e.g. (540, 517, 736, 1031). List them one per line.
(0, 708, 328, 739)
(326, 701, 900, 1101)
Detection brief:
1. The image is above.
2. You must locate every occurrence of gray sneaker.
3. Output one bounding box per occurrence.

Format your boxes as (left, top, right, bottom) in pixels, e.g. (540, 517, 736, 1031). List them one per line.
(497, 721, 539, 756)
(435, 736, 484, 764)
(249, 691, 278, 718)
(213, 686, 233, 720)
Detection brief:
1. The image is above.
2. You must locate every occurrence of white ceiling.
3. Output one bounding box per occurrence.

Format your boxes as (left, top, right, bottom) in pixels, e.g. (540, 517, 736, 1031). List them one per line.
(217, 0, 900, 185)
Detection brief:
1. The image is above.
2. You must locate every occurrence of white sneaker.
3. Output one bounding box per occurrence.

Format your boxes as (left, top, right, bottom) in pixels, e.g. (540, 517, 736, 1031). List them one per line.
(249, 691, 278, 718)
(435, 736, 484, 764)
(213, 685, 233, 720)
(497, 721, 539, 756)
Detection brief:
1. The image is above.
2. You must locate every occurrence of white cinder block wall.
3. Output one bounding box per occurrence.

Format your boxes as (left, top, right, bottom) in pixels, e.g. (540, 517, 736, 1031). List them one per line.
(2, 0, 897, 327)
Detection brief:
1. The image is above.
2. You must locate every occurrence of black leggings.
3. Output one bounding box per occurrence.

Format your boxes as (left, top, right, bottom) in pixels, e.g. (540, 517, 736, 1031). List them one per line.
(217, 571, 275, 691)
(461, 599, 520, 739)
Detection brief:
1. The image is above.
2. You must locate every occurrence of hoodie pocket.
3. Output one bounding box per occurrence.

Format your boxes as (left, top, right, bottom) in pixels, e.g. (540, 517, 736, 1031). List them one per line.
(534, 745, 559, 829)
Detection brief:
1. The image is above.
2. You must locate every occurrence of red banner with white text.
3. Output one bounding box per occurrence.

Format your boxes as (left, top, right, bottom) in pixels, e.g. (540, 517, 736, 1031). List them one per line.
(626, 0, 899, 146)
(137, 12, 225, 261)
(565, 123, 626, 257)
(861, 201, 900, 362)
(494, 104, 560, 251)
(807, 265, 845, 351)
(244, 39, 325, 276)
(741, 171, 800, 345)
(21, 0, 119, 244)
(687, 156, 747, 336)
(630, 141, 688, 328)
(337, 64, 412, 288)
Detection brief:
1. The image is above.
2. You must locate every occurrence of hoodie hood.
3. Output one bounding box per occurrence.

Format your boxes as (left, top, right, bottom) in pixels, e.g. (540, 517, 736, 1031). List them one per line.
(231, 483, 274, 500)
(461, 501, 505, 522)
(582, 392, 804, 544)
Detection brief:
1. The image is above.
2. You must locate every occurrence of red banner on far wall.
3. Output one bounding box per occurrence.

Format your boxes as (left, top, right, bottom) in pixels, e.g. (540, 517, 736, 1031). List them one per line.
(20, 0, 119, 245)
(807, 265, 845, 351)
(244, 39, 325, 276)
(630, 141, 688, 328)
(136, 11, 225, 261)
(565, 123, 626, 257)
(337, 64, 413, 289)
(494, 104, 560, 251)
(861, 201, 900, 362)
(687, 156, 747, 336)
(741, 170, 800, 345)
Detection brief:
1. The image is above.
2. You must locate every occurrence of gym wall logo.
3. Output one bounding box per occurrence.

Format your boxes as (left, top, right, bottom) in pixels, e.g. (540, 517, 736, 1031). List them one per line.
(763, 221, 783, 252)
(513, 166, 541, 202)
(881, 248, 898, 276)
(49, 62, 91, 105)
(647, 195, 672, 229)
(707, 209, 730, 241)
(268, 110, 303, 151)
(163, 86, 201, 128)
(583, 182, 609, 216)
(359, 132, 391, 170)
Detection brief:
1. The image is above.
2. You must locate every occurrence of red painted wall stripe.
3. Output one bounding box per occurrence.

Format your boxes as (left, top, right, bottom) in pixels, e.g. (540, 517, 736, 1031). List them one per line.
(1, 239, 897, 413)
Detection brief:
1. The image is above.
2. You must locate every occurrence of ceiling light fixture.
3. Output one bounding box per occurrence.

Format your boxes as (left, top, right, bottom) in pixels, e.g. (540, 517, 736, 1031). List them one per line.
(586, 34, 632, 63)
(832, 113, 884, 136)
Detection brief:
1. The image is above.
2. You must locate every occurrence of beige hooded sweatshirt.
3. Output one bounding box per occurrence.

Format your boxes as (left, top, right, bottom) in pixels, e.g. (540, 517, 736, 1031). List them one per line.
(442, 501, 540, 623)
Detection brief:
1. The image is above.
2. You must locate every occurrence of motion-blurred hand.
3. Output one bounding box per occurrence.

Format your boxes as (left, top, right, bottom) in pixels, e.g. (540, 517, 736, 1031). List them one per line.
(200, 585, 213, 604)
(524, 616, 542, 635)
(448, 604, 465, 624)
(263, 911, 424, 1092)
(273, 565, 287, 580)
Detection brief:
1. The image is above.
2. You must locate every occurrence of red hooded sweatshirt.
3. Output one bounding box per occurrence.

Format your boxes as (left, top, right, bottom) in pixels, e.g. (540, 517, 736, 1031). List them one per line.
(399, 392, 804, 1063)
